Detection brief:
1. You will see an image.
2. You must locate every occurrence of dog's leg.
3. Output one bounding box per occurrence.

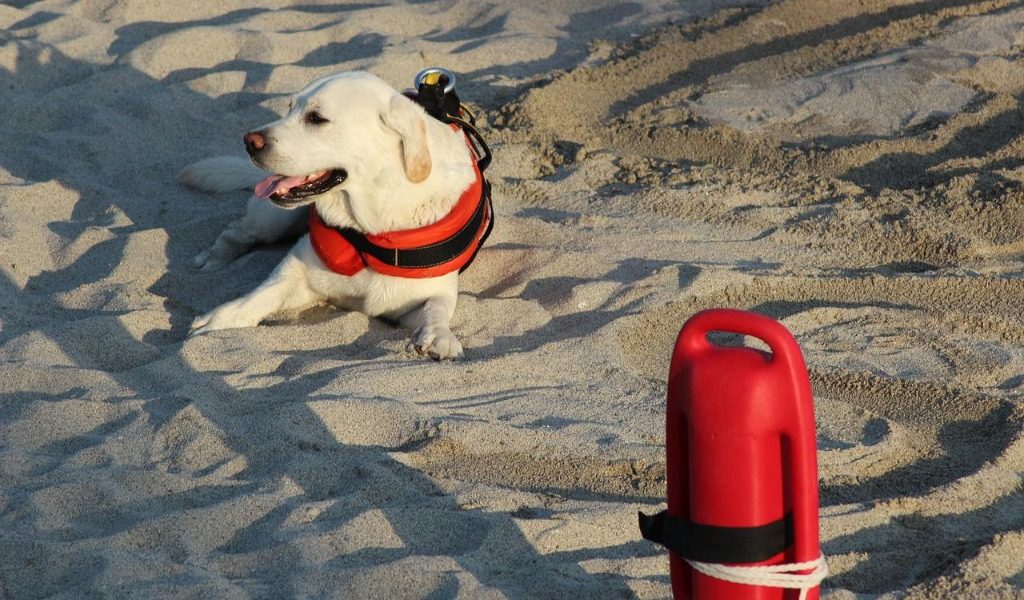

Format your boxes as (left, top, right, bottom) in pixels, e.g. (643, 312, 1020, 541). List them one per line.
(191, 252, 322, 334)
(195, 198, 307, 271)
(401, 296, 463, 360)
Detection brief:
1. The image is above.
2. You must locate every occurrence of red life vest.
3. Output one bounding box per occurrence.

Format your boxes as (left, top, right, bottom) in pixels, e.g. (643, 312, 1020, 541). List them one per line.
(308, 151, 492, 279)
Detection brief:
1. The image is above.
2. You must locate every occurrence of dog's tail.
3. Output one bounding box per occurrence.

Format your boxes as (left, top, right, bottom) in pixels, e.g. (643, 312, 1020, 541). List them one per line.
(178, 156, 268, 194)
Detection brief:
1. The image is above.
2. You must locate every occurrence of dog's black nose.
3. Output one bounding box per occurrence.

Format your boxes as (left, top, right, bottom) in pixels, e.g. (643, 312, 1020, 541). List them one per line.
(244, 131, 267, 156)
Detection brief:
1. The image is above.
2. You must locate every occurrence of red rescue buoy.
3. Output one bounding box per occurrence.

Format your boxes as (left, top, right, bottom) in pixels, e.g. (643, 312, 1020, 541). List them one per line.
(640, 308, 824, 599)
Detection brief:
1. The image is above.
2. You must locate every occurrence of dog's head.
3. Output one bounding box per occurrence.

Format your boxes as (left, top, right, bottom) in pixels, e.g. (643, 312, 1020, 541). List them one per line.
(246, 72, 432, 208)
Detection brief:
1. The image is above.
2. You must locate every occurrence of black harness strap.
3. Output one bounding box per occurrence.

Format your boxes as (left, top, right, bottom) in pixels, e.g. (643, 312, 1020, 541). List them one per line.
(639, 510, 794, 564)
(456, 180, 494, 272)
(333, 180, 492, 272)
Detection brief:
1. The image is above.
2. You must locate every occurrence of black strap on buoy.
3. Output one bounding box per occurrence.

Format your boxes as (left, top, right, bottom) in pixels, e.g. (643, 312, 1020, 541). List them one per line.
(639, 510, 794, 564)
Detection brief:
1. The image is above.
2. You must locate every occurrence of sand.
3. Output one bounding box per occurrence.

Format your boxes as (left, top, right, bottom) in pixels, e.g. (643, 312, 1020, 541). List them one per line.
(1, 0, 1023, 598)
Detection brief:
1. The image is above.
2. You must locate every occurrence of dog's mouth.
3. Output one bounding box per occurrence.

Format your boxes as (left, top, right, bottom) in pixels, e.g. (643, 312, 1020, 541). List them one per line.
(254, 169, 348, 207)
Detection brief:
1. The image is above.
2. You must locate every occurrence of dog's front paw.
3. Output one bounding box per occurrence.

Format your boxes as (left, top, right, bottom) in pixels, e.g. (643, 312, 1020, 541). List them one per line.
(409, 325, 464, 360)
(193, 248, 234, 272)
(190, 300, 258, 335)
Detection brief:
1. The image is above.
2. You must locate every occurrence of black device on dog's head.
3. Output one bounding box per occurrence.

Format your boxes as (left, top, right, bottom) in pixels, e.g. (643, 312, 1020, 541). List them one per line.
(410, 67, 491, 172)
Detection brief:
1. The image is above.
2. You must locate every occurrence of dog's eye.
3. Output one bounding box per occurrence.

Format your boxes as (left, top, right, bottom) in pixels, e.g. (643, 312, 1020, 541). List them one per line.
(305, 111, 329, 125)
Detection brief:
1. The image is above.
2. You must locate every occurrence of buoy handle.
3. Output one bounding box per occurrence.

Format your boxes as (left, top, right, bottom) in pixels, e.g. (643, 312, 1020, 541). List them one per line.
(677, 308, 801, 366)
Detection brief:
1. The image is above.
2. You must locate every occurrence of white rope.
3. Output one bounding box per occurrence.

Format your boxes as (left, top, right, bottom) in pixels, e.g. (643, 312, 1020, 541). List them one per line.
(685, 553, 829, 600)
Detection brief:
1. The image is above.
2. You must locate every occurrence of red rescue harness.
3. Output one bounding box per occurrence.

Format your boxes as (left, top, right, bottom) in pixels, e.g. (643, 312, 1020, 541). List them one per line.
(308, 134, 492, 278)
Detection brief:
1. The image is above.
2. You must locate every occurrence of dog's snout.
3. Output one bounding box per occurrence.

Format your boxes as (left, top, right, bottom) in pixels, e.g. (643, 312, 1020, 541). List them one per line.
(244, 131, 267, 156)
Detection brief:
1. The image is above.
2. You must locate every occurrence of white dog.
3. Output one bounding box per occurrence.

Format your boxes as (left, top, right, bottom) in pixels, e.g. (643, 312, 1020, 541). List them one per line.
(181, 71, 492, 360)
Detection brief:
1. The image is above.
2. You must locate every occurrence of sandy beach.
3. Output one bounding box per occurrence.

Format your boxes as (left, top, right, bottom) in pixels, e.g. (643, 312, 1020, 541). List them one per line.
(1, 0, 1023, 598)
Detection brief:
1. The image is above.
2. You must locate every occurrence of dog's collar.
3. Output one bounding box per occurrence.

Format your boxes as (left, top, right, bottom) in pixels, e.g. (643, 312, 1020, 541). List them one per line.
(308, 146, 492, 278)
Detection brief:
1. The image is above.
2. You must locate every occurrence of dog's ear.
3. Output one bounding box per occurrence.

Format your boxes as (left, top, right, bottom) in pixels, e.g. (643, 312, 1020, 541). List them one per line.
(381, 94, 432, 183)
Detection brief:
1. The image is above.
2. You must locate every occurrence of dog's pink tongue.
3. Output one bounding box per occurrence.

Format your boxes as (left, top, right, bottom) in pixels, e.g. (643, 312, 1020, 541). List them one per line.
(254, 172, 327, 199)
(254, 175, 285, 199)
